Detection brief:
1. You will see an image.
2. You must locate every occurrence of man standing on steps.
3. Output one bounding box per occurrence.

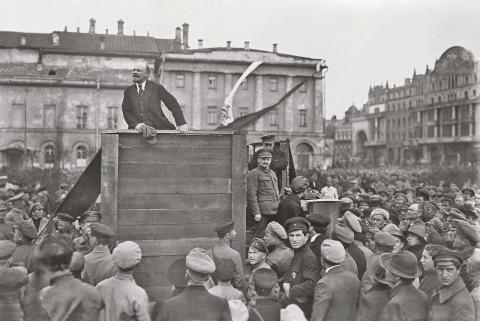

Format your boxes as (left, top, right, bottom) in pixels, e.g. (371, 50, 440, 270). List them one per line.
(121, 63, 189, 136)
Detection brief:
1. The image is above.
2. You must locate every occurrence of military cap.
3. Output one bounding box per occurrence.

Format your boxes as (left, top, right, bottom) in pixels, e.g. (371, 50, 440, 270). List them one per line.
(370, 208, 389, 221)
(342, 191, 354, 198)
(453, 219, 480, 244)
(6, 192, 24, 203)
(285, 217, 310, 233)
(374, 231, 396, 248)
(186, 248, 216, 274)
(357, 199, 370, 207)
(260, 134, 276, 141)
(306, 213, 330, 228)
(166, 257, 187, 287)
(257, 148, 273, 158)
(249, 238, 268, 253)
(0, 240, 16, 259)
(332, 223, 354, 244)
(321, 239, 346, 264)
(214, 258, 236, 281)
(440, 196, 454, 206)
(265, 221, 288, 240)
(69, 251, 85, 273)
(57, 213, 75, 223)
(112, 241, 142, 269)
(406, 223, 426, 242)
(340, 197, 354, 205)
(291, 176, 309, 193)
(432, 246, 463, 265)
(343, 211, 362, 234)
(370, 194, 383, 202)
(30, 202, 44, 213)
(79, 211, 102, 224)
(378, 189, 388, 196)
(380, 250, 422, 279)
(253, 267, 278, 290)
(90, 223, 115, 237)
(383, 223, 407, 244)
(462, 188, 475, 198)
(18, 221, 37, 240)
(358, 193, 370, 200)
(214, 220, 235, 235)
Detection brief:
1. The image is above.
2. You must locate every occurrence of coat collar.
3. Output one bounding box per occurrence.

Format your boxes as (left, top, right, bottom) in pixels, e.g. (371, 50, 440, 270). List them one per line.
(185, 284, 208, 293)
(325, 265, 344, 275)
(390, 282, 415, 298)
(435, 277, 467, 304)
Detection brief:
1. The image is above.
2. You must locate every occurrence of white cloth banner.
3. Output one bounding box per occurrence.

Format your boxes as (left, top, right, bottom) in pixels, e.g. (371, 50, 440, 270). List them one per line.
(219, 60, 263, 126)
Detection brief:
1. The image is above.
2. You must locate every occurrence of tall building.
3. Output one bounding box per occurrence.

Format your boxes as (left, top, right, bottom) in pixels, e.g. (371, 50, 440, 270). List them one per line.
(346, 46, 480, 165)
(0, 20, 327, 170)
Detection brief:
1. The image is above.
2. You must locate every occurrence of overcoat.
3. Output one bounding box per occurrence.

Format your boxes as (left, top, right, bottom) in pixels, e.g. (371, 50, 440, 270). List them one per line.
(82, 245, 117, 286)
(356, 282, 391, 321)
(428, 277, 474, 321)
(378, 282, 429, 321)
(246, 167, 280, 217)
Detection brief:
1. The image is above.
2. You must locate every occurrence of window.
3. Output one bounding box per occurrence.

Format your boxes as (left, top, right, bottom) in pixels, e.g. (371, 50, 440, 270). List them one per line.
(207, 106, 217, 125)
(240, 79, 248, 90)
(208, 75, 217, 89)
(299, 110, 307, 127)
(427, 126, 435, 138)
(269, 77, 278, 91)
(465, 91, 469, 99)
(238, 107, 249, 117)
(431, 97, 434, 105)
(11, 103, 25, 128)
(76, 105, 88, 129)
(107, 106, 118, 130)
(296, 143, 313, 170)
(76, 145, 88, 168)
(442, 107, 452, 121)
(43, 104, 56, 129)
(269, 109, 278, 126)
(438, 96, 442, 103)
(176, 74, 185, 88)
(44, 145, 55, 169)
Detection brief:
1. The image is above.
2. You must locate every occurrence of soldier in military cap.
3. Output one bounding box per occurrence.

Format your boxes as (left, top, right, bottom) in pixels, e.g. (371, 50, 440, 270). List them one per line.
(248, 134, 287, 176)
(73, 211, 102, 255)
(4, 192, 29, 226)
(246, 148, 280, 238)
(462, 188, 475, 203)
(0, 201, 13, 241)
(11, 220, 37, 271)
(82, 223, 117, 286)
(281, 217, 320, 319)
(207, 220, 246, 294)
(30, 202, 49, 237)
(55, 213, 79, 239)
(249, 268, 281, 321)
(263, 221, 293, 280)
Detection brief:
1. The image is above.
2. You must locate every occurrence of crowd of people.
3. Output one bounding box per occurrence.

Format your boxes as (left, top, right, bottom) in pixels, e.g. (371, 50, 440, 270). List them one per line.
(3, 154, 480, 321)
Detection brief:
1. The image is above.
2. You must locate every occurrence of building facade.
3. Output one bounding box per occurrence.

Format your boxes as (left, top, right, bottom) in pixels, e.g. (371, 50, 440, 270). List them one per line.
(346, 46, 480, 165)
(0, 20, 327, 171)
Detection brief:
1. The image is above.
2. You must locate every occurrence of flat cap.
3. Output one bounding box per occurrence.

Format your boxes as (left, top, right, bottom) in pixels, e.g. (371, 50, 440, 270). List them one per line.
(79, 211, 102, 224)
(257, 148, 273, 158)
(90, 223, 115, 237)
(285, 217, 310, 233)
(214, 220, 235, 236)
(340, 197, 353, 205)
(291, 176, 309, 193)
(6, 192, 24, 203)
(265, 221, 287, 240)
(186, 248, 216, 274)
(374, 231, 396, 248)
(343, 211, 362, 233)
(253, 267, 278, 290)
(0, 240, 16, 259)
(166, 257, 187, 287)
(57, 213, 75, 223)
(214, 258, 236, 281)
(112, 241, 142, 269)
(453, 219, 480, 244)
(306, 213, 330, 228)
(406, 223, 426, 241)
(250, 238, 268, 253)
(462, 188, 475, 197)
(370, 208, 389, 221)
(321, 239, 346, 264)
(383, 223, 407, 243)
(260, 134, 276, 141)
(332, 223, 354, 244)
(18, 221, 37, 240)
(370, 194, 383, 202)
(69, 251, 85, 273)
(433, 246, 463, 265)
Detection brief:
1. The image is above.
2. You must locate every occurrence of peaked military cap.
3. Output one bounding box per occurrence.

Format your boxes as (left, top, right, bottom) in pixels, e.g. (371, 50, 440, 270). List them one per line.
(257, 148, 273, 158)
(306, 213, 330, 228)
(285, 217, 310, 233)
(6, 192, 24, 203)
(214, 220, 235, 235)
(89, 223, 115, 237)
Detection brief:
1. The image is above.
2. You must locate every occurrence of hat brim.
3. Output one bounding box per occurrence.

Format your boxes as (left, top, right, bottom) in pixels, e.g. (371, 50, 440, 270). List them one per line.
(379, 254, 422, 279)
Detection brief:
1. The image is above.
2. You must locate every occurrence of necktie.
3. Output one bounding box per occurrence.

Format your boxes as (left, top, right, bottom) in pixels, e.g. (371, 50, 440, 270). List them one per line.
(137, 84, 144, 96)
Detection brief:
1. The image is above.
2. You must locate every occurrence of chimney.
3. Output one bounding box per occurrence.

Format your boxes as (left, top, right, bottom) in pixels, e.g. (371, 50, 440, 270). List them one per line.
(175, 27, 181, 43)
(105, 29, 109, 35)
(52, 32, 59, 46)
(117, 19, 124, 35)
(89, 18, 96, 34)
(226, 41, 231, 49)
(77, 27, 80, 33)
(147, 31, 150, 37)
(100, 36, 105, 50)
(244, 41, 250, 50)
(198, 39, 203, 49)
(64, 26, 68, 32)
(182, 23, 189, 49)
(272, 43, 278, 53)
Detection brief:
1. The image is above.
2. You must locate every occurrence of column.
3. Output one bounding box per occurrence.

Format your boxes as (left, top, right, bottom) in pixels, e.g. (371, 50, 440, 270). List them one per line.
(224, 73, 232, 100)
(192, 72, 201, 129)
(313, 76, 324, 133)
(285, 76, 294, 132)
(254, 75, 264, 131)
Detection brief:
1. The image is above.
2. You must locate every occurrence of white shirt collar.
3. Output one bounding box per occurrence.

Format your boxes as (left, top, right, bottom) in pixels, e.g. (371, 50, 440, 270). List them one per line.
(325, 265, 340, 274)
(136, 81, 146, 92)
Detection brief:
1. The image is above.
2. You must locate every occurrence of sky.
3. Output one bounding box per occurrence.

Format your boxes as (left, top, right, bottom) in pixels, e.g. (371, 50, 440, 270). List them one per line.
(3, 0, 480, 118)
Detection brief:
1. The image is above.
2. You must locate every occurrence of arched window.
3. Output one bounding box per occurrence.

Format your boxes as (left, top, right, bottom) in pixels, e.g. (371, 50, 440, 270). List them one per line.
(76, 145, 88, 167)
(296, 143, 314, 170)
(44, 145, 55, 169)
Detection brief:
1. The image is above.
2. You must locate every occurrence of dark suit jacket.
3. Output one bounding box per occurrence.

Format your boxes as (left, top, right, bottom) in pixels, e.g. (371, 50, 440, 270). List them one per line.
(156, 285, 232, 321)
(121, 80, 186, 130)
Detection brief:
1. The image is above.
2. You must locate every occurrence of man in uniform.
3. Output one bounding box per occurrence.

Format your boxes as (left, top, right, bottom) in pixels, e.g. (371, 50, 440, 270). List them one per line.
(310, 239, 360, 321)
(73, 211, 102, 255)
(281, 217, 320, 319)
(4, 192, 29, 226)
(451, 219, 479, 291)
(0, 201, 13, 240)
(246, 148, 280, 238)
(156, 248, 232, 321)
(263, 221, 293, 280)
(82, 223, 117, 286)
(55, 213, 79, 239)
(248, 135, 287, 178)
(122, 63, 189, 136)
(207, 220, 246, 294)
